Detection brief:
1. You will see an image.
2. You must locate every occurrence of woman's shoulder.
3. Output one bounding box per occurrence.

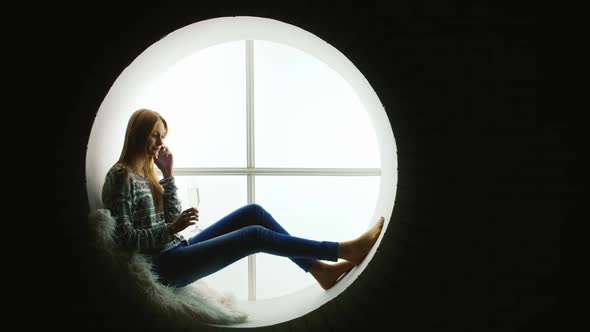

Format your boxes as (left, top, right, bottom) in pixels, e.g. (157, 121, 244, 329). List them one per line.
(106, 163, 139, 185)
(108, 163, 149, 185)
(102, 164, 135, 205)
(107, 163, 131, 177)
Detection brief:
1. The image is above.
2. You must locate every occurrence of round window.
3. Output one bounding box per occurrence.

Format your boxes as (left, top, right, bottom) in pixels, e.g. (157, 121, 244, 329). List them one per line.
(86, 16, 397, 327)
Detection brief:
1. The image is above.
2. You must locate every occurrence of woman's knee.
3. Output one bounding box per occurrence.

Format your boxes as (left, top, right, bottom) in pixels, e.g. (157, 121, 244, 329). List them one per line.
(240, 225, 269, 246)
(246, 203, 264, 214)
(242, 224, 266, 235)
(240, 203, 266, 221)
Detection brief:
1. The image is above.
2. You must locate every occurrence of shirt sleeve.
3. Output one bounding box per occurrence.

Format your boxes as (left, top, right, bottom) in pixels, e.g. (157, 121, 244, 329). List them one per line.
(160, 176, 182, 224)
(102, 168, 174, 251)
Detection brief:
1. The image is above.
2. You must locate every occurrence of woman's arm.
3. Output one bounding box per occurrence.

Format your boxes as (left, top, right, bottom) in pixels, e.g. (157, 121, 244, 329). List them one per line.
(160, 176, 182, 223)
(155, 146, 182, 223)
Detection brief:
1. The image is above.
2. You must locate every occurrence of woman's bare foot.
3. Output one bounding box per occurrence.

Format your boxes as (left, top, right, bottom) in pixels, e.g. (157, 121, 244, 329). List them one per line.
(309, 260, 355, 290)
(338, 216, 385, 265)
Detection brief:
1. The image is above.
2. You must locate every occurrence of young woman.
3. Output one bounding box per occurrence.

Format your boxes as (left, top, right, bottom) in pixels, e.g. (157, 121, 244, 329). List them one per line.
(102, 108, 384, 290)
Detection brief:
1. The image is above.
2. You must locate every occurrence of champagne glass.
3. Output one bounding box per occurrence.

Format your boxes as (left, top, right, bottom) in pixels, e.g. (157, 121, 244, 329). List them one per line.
(187, 186, 202, 232)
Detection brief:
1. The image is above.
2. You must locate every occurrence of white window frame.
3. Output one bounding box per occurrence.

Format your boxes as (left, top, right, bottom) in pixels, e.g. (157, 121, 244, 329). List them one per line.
(160, 40, 381, 301)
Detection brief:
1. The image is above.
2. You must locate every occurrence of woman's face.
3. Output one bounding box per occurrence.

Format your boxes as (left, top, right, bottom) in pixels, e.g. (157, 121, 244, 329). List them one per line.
(146, 120, 166, 158)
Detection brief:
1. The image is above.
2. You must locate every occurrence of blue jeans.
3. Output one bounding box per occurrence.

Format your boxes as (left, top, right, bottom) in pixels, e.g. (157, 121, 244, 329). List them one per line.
(153, 204, 339, 287)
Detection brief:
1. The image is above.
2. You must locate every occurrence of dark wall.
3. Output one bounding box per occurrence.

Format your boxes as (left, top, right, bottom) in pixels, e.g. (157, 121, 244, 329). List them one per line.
(23, 2, 564, 331)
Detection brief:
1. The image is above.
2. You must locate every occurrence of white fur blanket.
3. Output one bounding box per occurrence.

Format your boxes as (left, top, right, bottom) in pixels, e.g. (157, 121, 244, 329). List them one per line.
(87, 209, 248, 325)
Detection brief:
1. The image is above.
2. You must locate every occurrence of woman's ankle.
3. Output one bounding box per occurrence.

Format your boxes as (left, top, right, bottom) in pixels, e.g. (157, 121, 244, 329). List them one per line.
(337, 240, 354, 262)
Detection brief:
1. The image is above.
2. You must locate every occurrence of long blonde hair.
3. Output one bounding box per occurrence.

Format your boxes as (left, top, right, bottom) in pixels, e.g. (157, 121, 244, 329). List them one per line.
(118, 108, 168, 213)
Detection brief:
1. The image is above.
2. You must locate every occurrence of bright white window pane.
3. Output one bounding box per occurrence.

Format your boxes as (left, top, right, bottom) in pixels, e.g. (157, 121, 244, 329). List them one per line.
(174, 175, 249, 301)
(255, 176, 380, 300)
(254, 40, 380, 168)
(137, 41, 246, 167)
